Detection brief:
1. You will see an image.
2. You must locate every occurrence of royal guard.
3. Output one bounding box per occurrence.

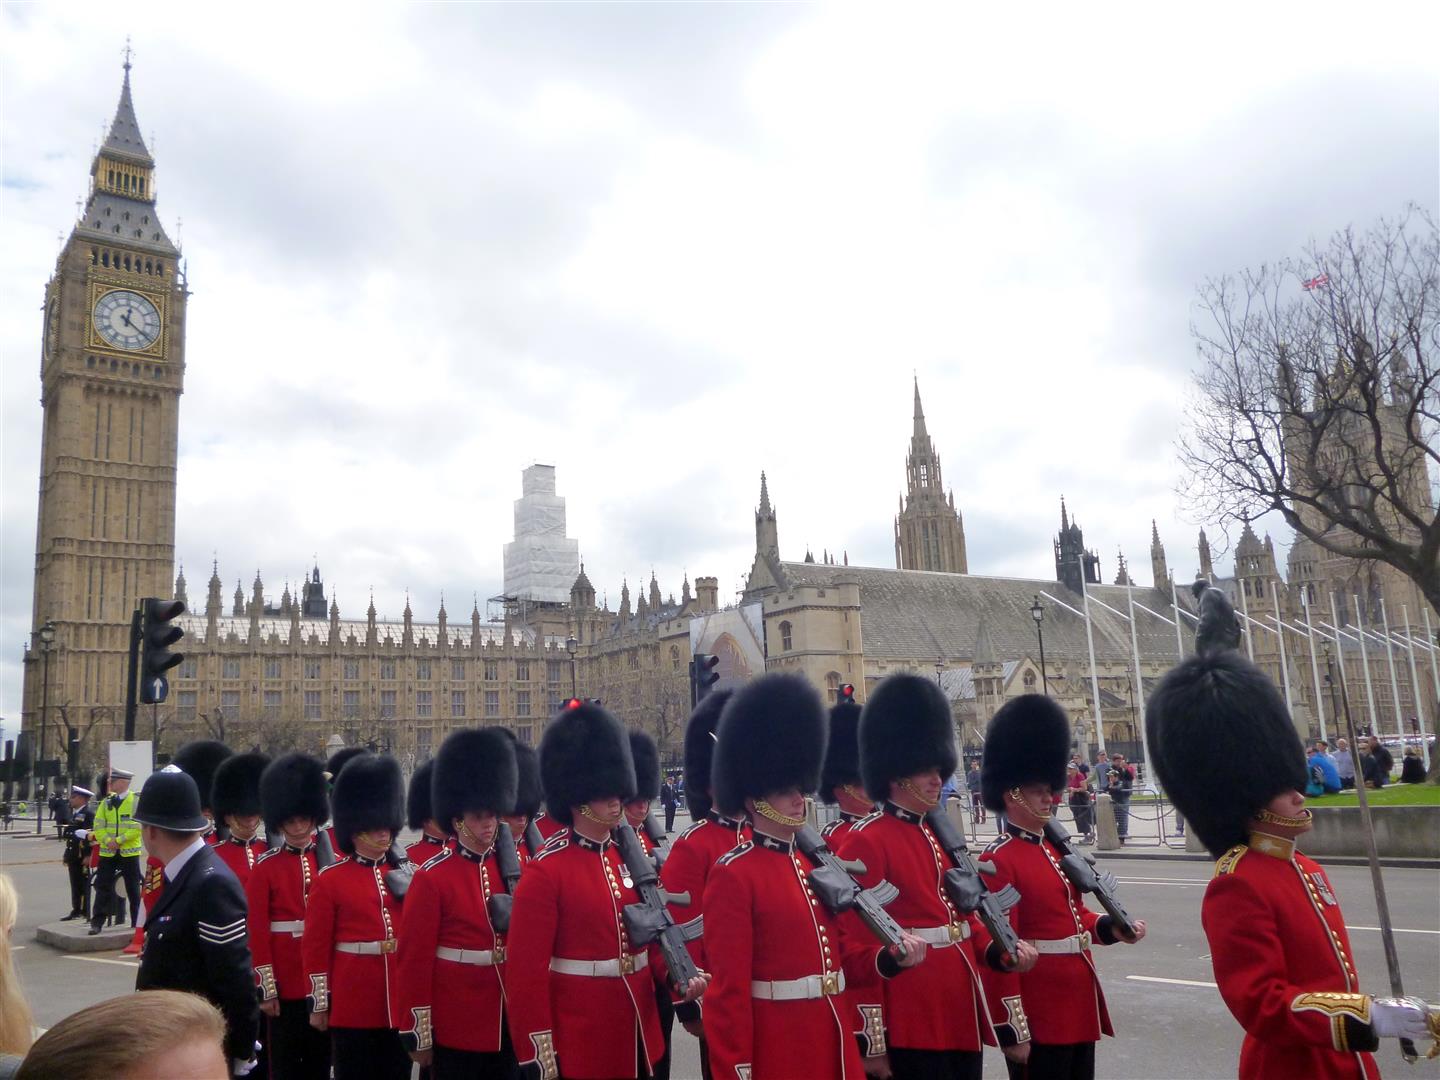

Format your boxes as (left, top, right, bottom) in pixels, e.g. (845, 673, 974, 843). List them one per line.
(320, 746, 367, 851)
(302, 753, 411, 1080)
(172, 739, 234, 842)
(660, 690, 749, 1075)
(506, 741, 546, 861)
(840, 673, 1030, 1080)
(405, 759, 448, 866)
(507, 700, 704, 1080)
(1147, 649, 1439, 1078)
(819, 683, 873, 846)
(211, 751, 270, 886)
(704, 674, 925, 1080)
(397, 728, 519, 1079)
(627, 730, 675, 1080)
(978, 695, 1146, 1080)
(248, 753, 332, 1080)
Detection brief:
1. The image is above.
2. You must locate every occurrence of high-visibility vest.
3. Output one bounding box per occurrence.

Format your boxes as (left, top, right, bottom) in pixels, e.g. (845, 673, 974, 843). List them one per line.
(94, 790, 142, 857)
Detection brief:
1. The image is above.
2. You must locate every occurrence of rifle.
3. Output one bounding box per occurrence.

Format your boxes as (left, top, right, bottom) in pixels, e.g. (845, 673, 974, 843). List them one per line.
(923, 808, 1024, 965)
(615, 823, 702, 992)
(315, 827, 337, 870)
(488, 822, 523, 932)
(641, 812, 669, 871)
(523, 818, 545, 860)
(793, 825, 905, 950)
(1042, 819, 1137, 940)
(383, 842, 416, 901)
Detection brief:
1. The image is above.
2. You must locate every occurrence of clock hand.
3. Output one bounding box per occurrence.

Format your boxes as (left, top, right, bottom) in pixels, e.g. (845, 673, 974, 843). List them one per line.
(121, 309, 134, 328)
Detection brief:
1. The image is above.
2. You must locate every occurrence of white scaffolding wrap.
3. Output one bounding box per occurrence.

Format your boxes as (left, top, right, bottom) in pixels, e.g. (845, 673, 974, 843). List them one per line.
(502, 464, 580, 603)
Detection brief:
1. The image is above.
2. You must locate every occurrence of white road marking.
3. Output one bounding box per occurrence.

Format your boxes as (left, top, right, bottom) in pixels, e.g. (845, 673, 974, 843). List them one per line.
(1115, 878, 1209, 886)
(1127, 975, 1219, 988)
(1347, 925, 1440, 936)
(62, 955, 138, 968)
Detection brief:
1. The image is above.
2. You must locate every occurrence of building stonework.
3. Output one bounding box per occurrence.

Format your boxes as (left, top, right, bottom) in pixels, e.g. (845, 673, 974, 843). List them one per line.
(894, 379, 968, 574)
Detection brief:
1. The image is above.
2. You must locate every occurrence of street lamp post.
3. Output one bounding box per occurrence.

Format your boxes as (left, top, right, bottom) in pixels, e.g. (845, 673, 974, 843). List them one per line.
(566, 635, 579, 698)
(935, 658, 945, 686)
(36, 620, 56, 835)
(1030, 596, 1049, 695)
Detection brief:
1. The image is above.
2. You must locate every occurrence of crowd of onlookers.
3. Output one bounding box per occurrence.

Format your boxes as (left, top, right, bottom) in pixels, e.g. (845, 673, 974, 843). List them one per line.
(1305, 735, 1430, 794)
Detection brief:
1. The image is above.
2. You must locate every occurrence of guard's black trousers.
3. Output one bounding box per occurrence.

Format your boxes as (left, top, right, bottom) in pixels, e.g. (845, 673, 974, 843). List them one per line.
(267, 999, 331, 1080)
(90, 854, 140, 930)
(432, 1021, 517, 1080)
(889, 1047, 983, 1080)
(1004, 1040, 1096, 1080)
(65, 856, 89, 917)
(330, 1027, 410, 1080)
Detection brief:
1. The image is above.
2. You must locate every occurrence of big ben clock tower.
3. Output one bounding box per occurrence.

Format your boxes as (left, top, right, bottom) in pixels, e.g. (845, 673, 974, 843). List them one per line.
(22, 56, 187, 751)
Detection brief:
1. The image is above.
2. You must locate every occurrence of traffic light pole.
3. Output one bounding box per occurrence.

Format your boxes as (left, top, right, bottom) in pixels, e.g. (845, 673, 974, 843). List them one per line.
(124, 606, 141, 741)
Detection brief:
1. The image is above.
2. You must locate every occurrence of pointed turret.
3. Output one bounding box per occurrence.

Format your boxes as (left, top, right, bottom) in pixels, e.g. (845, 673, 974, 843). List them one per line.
(206, 561, 222, 618)
(913, 375, 928, 441)
(174, 564, 188, 606)
(233, 581, 244, 617)
(1114, 552, 1133, 587)
(619, 579, 632, 621)
(1198, 529, 1214, 581)
(102, 54, 154, 166)
(896, 378, 968, 573)
(570, 563, 596, 611)
(648, 571, 662, 612)
(755, 473, 779, 558)
(1150, 520, 1170, 590)
(681, 573, 693, 606)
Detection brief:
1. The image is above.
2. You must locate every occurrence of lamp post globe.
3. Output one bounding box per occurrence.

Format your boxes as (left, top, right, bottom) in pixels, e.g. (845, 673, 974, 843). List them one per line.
(566, 635, 579, 697)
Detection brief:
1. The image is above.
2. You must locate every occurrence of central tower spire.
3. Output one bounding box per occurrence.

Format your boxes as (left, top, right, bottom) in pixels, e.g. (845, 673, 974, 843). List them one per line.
(895, 379, 968, 573)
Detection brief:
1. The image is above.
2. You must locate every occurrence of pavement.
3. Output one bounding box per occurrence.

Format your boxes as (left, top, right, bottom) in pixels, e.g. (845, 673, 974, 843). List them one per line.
(3, 823, 1437, 1079)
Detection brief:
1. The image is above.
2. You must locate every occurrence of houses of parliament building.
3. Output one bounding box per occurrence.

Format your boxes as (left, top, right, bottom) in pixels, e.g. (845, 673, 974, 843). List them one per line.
(18, 64, 1436, 779)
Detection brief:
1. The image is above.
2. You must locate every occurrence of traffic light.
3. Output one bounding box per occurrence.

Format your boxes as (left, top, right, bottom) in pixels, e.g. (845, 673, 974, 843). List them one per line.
(689, 652, 720, 707)
(139, 597, 186, 705)
(838, 683, 855, 703)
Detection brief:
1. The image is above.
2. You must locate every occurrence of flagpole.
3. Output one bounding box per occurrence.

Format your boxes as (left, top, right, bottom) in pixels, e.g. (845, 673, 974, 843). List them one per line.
(1424, 607, 1440, 767)
(1170, 579, 1186, 660)
(1354, 594, 1380, 737)
(1378, 598, 1404, 738)
(1238, 581, 1255, 661)
(1329, 593, 1356, 738)
(1401, 605, 1430, 770)
(1303, 592, 1328, 744)
(1080, 575, 1106, 756)
(1124, 566, 1148, 769)
(1271, 581, 1294, 715)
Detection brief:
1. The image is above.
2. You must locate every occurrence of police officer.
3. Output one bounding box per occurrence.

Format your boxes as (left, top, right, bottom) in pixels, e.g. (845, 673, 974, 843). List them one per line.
(89, 767, 142, 935)
(704, 674, 925, 1080)
(397, 727, 518, 1078)
(60, 784, 95, 921)
(212, 752, 270, 886)
(133, 766, 261, 1076)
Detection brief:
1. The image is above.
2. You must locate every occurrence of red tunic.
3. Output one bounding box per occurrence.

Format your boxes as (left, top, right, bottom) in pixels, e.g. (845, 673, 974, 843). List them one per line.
(213, 835, 268, 888)
(532, 812, 564, 842)
(506, 829, 664, 1080)
(397, 844, 509, 1054)
(978, 826, 1117, 1046)
(405, 834, 448, 867)
(1202, 835, 1380, 1080)
(820, 811, 864, 849)
(704, 833, 889, 1080)
(839, 805, 996, 1053)
(302, 855, 405, 1029)
(659, 812, 750, 1008)
(247, 842, 320, 1002)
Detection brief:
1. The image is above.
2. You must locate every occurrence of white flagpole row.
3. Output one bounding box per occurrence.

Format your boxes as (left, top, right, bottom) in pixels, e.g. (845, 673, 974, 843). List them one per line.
(1400, 605, 1431, 770)
(1238, 583, 1255, 660)
(1425, 608, 1440, 768)
(1328, 593, 1360, 737)
(1124, 566, 1150, 770)
(1270, 582, 1294, 713)
(1079, 576, 1106, 756)
(1378, 599, 1405, 737)
(1301, 592, 1328, 744)
(1354, 594, 1381, 737)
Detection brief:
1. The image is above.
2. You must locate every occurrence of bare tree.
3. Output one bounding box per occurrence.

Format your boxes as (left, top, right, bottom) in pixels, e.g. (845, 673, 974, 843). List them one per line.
(1179, 207, 1439, 615)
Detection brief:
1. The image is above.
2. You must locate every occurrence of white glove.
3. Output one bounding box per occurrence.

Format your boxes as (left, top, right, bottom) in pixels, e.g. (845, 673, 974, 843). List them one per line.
(1370, 997, 1433, 1040)
(231, 1056, 258, 1076)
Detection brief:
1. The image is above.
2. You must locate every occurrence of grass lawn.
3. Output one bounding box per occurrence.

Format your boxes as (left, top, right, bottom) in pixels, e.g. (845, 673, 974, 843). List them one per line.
(1305, 784, 1440, 807)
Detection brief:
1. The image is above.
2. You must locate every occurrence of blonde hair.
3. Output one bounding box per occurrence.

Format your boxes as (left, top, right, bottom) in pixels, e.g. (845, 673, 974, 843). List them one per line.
(0, 873, 34, 1056)
(17, 991, 224, 1079)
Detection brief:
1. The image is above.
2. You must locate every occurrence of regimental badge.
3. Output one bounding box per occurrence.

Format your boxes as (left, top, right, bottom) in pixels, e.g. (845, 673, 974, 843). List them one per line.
(1310, 873, 1338, 906)
(621, 874, 634, 889)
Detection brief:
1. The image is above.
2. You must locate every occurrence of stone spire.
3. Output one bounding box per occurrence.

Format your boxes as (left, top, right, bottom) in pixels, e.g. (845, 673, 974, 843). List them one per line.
(1150, 520, 1170, 590)
(233, 581, 244, 617)
(1113, 552, 1133, 586)
(174, 564, 188, 606)
(206, 561, 222, 618)
(896, 378, 967, 573)
(648, 571, 662, 612)
(681, 573, 693, 605)
(912, 374, 928, 441)
(102, 48, 154, 166)
(755, 473, 779, 558)
(1198, 529, 1214, 581)
(619, 579, 632, 621)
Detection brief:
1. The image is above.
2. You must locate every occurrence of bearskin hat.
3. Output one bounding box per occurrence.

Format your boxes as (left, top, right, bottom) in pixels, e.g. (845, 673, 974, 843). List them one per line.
(331, 753, 404, 856)
(1146, 651, 1308, 857)
(683, 689, 733, 819)
(260, 753, 329, 832)
(980, 695, 1072, 812)
(212, 752, 269, 822)
(540, 701, 635, 826)
(325, 746, 366, 783)
(170, 740, 232, 815)
(512, 740, 543, 819)
(629, 731, 661, 801)
(432, 728, 519, 835)
(407, 759, 436, 831)
(820, 695, 863, 804)
(859, 674, 959, 803)
(713, 674, 827, 819)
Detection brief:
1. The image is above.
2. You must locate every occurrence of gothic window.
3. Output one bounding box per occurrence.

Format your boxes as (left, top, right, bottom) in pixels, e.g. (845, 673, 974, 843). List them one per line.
(343, 659, 360, 680)
(220, 689, 240, 719)
(548, 689, 562, 713)
(484, 690, 500, 718)
(263, 690, 282, 719)
(670, 645, 681, 670)
(451, 659, 466, 681)
(451, 690, 466, 718)
(222, 658, 241, 679)
(179, 658, 198, 680)
(516, 661, 531, 682)
(516, 725, 534, 746)
(824, 671, 842, 705)
(547, 659, 563, 684)
(416, 690, 433, 718)
(304, 660, 321, 680)
(264, 658, 282, 680)
(177, 690, 197, 722)
(517, 690, 532, 717)
(780, 621, 793, 651)
(380, 690, 396, 718)
(483, 660, 498, 681)
(1023, 671, 1037, 691)
(415, 728, 432, 762)
(343, 690, 361, 716)
(919, 463, 929, 487)
(380, 660, 396, 681)
(416, 659, 432, 681)
(628, 650, 640, 671)
(304, 690, 322, 719)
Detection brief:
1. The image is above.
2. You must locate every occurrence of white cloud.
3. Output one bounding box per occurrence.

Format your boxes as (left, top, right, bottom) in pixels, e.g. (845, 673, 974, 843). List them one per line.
(2, 2, 1436, 720)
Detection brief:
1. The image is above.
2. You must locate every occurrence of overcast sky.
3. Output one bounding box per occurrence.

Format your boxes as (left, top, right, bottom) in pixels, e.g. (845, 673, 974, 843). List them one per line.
(2, 3, 1437, 722)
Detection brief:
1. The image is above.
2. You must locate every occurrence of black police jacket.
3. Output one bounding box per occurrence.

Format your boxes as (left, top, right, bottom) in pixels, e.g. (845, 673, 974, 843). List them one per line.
(62, 805, 94, 864)
(135, 841, 260, 1061)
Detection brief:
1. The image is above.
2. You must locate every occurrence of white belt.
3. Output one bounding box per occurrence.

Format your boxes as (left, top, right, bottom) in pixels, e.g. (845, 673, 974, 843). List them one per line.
(908, 923, 970, 945)
(437, 945, 504, 966)
(336, 939, 397, 955)
(549, 952, 647, 977)
(1030, 932, 1091, 955)
(751, 971, 846, 1001)
(269, 920, 304, 936)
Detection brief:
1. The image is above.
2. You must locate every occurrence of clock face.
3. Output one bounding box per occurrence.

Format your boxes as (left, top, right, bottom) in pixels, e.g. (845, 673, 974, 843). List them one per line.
(93, 289, 161, 351)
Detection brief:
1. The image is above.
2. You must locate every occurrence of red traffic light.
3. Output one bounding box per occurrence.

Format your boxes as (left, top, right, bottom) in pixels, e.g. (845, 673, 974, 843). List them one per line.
(563, 698, 585, 711)
(839, 683, 855, 701)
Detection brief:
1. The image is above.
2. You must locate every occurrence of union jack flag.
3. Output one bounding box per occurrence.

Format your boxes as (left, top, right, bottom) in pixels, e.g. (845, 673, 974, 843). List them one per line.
(1302, 273, 1330, 291)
